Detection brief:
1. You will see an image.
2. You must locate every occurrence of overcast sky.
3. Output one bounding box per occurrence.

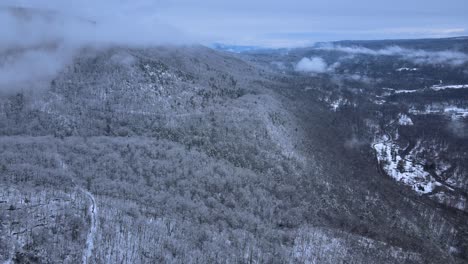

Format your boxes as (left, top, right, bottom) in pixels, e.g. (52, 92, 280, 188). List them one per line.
(3, 0, 468, 47)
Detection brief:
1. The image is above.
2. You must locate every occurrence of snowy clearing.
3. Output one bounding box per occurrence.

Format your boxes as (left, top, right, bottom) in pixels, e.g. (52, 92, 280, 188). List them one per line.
(396, 67, 418, 72)
(373, 139, 441, 194)
(394, 89, 418, 94)
(431, 84, 468, 91)
(409, 105, 468, 119)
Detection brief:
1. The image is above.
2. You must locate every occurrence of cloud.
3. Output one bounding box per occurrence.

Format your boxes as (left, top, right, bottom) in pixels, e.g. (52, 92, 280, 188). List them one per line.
(0, 5, 192, 50)
(344, 135, 367, 149)
(318, 45, 468, 66)
(0, 5, 193, 92)
(447, 119, 468, 138)
(0, 47, 72, 91)
(295, 57, 328, 73)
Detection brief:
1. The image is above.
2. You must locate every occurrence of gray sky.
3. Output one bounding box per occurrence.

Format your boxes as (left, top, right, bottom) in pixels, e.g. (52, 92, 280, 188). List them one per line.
(3, 0, 468, 47)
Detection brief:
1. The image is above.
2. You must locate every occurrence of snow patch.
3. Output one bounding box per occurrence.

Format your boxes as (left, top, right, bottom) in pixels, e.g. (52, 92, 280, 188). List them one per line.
(373, 139, 439, 194)
(396, 67, 418, 72)
(373, 99, 386, 105)
(382, 88, 418, 95)
(431, 84, 468, 91)
(330, 100, 342, 111)
(410, 105, 468, 119)
(394, 89, 418, 94)
(323, 97, 355, 111)
(444, 106, 468, 118)
(398, 114, 413, 126)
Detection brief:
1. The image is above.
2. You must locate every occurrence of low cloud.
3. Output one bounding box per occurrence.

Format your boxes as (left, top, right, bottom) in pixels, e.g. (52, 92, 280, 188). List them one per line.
(0, 5, 192, 93)
(295, 57, 328, 73)
(344, 135, 367, 149)
(0, 48, 73, 91)
(447, 119, 468, 138)
(318, 45, 468, 66)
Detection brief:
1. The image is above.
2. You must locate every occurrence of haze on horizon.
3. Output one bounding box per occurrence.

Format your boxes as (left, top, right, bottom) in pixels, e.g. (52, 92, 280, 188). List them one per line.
(2, 0, 468, 48)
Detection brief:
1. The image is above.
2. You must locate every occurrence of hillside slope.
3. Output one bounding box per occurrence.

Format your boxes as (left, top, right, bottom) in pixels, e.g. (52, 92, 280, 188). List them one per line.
(0, 44, 467, 263)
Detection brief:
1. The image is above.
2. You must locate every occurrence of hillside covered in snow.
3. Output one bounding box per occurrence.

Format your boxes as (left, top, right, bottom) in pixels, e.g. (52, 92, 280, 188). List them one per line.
(1, 35, 468, 263)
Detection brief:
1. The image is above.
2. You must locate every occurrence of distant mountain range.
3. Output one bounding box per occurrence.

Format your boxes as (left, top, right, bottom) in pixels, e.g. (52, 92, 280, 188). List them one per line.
(210, 43, 271, 53)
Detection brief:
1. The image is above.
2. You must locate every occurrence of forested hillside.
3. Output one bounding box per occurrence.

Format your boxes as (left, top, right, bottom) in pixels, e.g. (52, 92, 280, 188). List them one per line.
(1, 41, 467, 263)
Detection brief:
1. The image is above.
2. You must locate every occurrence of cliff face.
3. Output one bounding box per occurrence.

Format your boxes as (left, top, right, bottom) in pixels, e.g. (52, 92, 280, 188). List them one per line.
(0, 43, 467, 263)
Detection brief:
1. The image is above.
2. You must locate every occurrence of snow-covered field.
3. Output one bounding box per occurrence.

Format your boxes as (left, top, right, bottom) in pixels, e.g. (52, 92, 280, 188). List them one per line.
(373, 138, 441, 194)
(381, 83, 468, 97)
(444, 106, 468, 118)
(409, 105, 468, 119)
(431, 84, 468, 91)
(396, 67, 418, 72)
(322, 97, 355, 111)
(393, 89, 418, 94)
